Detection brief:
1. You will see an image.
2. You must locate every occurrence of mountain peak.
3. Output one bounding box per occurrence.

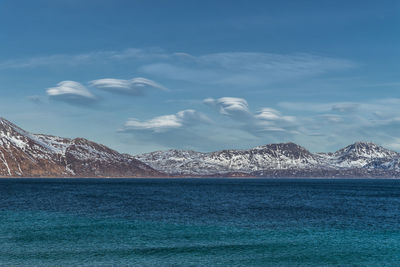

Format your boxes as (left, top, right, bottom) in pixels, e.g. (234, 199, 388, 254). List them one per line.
(0, 117, 17, 126)
(352, 141, 378, 147)
(334, 141, 398, 164)
(255, 142, 304, 150)
(339, 141, 387, 153)
(254, 142, 312, 157)
(0, 117, 18, 129)
(0, 117, 30, 139)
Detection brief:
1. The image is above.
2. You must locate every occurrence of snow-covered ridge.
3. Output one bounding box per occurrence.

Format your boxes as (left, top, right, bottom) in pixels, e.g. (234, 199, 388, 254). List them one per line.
(135, 141, 400, 176)
(0, 117, 159, 177)
(0, 117, 123, 161)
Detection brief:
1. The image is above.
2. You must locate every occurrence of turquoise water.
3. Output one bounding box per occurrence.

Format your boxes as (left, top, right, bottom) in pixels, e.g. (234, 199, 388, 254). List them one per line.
(0, 179, 400, 266)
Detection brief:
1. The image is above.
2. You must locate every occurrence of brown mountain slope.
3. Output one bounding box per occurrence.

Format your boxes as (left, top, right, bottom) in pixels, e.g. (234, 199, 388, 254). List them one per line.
(0, 118, 161, 177)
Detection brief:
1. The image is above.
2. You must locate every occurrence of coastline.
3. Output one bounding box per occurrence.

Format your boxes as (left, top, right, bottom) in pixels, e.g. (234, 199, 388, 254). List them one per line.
(1, 175, 400, 179)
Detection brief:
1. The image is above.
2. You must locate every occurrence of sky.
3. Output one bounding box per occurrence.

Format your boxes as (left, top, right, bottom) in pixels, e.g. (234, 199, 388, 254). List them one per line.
(0, 0, 399, 154)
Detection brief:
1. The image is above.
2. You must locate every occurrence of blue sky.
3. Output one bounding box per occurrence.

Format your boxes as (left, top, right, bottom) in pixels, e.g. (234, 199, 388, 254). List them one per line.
(0, 0, 399, 154)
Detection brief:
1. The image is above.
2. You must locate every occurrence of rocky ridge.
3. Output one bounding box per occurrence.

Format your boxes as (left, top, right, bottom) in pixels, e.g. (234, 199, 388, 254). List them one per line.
(0, 118, 160, 177)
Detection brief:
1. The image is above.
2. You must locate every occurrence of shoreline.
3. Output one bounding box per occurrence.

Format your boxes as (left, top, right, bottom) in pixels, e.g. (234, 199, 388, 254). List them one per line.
(1, 176, 400, 180)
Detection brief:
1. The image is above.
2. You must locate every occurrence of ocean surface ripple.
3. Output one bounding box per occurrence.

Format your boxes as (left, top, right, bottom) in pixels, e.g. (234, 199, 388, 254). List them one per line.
(0, 178, 399, 266)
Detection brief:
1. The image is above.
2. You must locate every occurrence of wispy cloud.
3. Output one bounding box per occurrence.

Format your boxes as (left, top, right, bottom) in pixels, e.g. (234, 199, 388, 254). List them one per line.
(0, 49, 355, 90)
(140, 52, 355, 87)
(0, 48, 167, 70)
(27, 95, 43, 104)
(273, 97, 400, 151)
(89, 77, 167, 96)
(278, 98, 400, 115)
(46, 81, 98, 105)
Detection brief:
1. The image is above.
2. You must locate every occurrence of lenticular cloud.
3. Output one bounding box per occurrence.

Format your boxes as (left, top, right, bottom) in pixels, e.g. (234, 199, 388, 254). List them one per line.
(46, 81, 97, 105)
(89, 77, 167, 96)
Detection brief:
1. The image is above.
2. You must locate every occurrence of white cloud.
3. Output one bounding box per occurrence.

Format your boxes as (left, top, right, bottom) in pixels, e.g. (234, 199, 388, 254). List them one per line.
(123, 109, 210, 133)
(125, 115, 182, 132)
(89, 77, 167, 96)
(255, 108, 295, 122)
(47, 81, 95, 98)
(204, 97, 251, 119)
(46, 81, 97, 105)
(204, 97, 297, 135)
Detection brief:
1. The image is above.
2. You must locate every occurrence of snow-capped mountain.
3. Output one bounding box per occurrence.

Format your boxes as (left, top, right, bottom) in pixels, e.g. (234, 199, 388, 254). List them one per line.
(135, 143, 320, 175)
(135, 142, 400, 177)
(0, 118, 160, 177)
(331, 142, 399, 168)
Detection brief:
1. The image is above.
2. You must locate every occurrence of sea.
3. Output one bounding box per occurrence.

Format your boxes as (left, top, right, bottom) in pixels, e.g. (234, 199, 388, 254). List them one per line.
(0, 178, 399, 266)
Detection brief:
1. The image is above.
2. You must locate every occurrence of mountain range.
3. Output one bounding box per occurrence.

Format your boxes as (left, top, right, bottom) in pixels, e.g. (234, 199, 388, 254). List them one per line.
(136, 141, 400, 178)
(1, 117, 400, 178)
